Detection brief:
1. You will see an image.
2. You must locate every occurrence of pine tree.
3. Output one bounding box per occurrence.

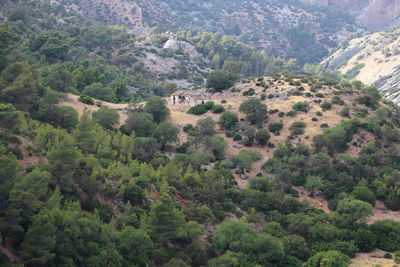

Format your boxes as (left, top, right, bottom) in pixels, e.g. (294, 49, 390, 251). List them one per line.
(145, 193, 185, 245)
(0, 154, 19, 211)
(48, 137, 80, 192)
(20, 209, 56, 266)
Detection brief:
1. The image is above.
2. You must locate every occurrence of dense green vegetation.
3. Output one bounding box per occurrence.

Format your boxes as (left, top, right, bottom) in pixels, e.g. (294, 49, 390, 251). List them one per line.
(3, 66, 400, 266)
(1, 1, 400, 267)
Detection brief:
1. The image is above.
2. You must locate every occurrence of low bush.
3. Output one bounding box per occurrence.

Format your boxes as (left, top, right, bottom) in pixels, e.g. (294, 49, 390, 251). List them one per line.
(211, 105, 225, 114)
(79, 95, 95, 105)
(268, 121, 283, 135)
(290, 121, 306, 136)
(188, 104, 209, 115)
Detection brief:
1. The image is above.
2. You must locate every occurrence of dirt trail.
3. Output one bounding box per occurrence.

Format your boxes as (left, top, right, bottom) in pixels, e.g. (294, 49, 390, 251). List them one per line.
(293, 186, 331, 213)
(58, 94, 129, 126)
(350, 249, 397, 267)
(367, 201, 400, 224)
(0, 238, 21, 264)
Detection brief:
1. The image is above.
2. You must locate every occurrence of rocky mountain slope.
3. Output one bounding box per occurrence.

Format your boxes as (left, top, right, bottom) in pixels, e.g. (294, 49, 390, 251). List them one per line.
(303, 0, 400, 31)
(323, 28, 400, 104)
(54, 0, 359, 64)
(37, 0, 400, 66)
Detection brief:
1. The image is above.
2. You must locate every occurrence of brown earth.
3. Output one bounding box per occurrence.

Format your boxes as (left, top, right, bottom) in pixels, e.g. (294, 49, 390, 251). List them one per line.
(350, 249, 398, 267)
(58, 94, 129, 126)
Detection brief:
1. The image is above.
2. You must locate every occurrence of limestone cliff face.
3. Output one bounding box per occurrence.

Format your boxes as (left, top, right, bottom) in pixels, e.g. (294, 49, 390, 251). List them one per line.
(300, 0, 328, 5)
(326, 0, 400, 30)
(57, 0, 359, 64)
(327, 0, 370, 11)
(322, 29, 400, 105)
(365, 0, 400, 30)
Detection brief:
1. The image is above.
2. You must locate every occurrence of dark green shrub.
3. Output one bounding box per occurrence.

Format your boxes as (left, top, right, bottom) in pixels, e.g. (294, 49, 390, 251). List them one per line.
(243, 88, 255, 96)
(183, 124, 194, 133)
(289, 121, 306, 136)
(233, 134, 242, 141)
(8, 135, 21, 144)
(352, 185, 376, 205)
(219, 111, 239, 130)
(320, 101, 332, 110)
(320, 123, 329, 128)
(255, 129, 270, 146)
(354, 107, 369, 118)
(204, 101, 214, 110)
(293, 102, 310, 112)
(331, 96, 345, 105)
(225, 131, 234, 138)
(355, 229, 377, 252)
(206, 70, 235, 92)
(286, 111, 296, 117)
(268, 121, 283, 135)
(211, 105, 225, 114)
(383, 252, 392, 259)
(188, 104, 208, 115)
(306, 250, 350, 267)
(6, 146, 23, 160)
(79, 95, 95, 105)
(339, 106, 350, 118)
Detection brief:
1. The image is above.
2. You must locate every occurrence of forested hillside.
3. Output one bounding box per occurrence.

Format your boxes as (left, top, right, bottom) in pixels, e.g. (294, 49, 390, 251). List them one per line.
(1, 0, 400, 267)
(0, 0, 302, 100)
(52, 0, 359, 64)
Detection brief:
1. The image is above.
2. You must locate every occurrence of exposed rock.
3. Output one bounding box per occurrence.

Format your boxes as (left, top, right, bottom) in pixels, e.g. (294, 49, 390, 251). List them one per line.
(374, 67, 400, 93)
(324, 45, 364, 70)
(0, 12, 7, 21)
(56, 18, 66, 24)
(375, 67, 400, 105)
(240, 175, 249, 180)
(317, 0, 400, 30)
(323, 28, 400, 105)
(163, 33, 181, 51)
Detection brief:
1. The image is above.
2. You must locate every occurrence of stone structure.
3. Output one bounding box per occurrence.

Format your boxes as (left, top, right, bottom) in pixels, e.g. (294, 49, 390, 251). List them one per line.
(169, 89, 212, 107)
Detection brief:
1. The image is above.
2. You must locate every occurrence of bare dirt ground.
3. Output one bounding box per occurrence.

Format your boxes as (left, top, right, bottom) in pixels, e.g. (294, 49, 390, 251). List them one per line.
(367, 201, 400, 224)
(0, 237, 21, 264)
(294, 186, 331, 213)
(58, 94, 129, 126)
(350, 249, 398, 267)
